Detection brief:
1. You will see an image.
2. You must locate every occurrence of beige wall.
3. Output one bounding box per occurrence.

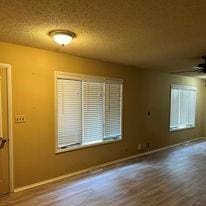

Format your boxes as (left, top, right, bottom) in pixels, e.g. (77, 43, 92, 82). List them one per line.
(0, 41, 204, 188)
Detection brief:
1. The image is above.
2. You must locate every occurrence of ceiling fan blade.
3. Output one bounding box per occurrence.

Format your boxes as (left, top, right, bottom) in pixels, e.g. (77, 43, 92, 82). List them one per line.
(171, 70, 198, 74)
(192, 66, 201, 69)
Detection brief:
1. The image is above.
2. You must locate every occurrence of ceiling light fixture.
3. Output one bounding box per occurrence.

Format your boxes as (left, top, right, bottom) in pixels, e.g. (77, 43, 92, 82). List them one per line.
(49, 30, 76, 46)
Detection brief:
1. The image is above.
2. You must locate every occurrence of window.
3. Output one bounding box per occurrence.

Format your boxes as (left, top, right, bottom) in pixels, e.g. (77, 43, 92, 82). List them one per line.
(56, 72, 123, 152)
(170, 84, 197, 131)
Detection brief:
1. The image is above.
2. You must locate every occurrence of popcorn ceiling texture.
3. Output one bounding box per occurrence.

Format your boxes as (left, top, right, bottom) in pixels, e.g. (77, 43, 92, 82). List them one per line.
(0, 0, 206, 71)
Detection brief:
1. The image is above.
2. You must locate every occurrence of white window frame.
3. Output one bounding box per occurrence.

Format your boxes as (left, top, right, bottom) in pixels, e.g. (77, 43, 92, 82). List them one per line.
(55, 71, 123, 153)
(169, 84, 197, 132)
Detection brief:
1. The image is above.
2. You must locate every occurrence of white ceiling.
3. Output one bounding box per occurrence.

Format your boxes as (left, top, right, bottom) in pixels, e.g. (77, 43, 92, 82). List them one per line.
(0, 0, 206, 72)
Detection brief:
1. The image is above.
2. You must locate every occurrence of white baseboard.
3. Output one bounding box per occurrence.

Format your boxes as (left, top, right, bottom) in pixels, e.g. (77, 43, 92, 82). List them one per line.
(14, 137, 205, 193)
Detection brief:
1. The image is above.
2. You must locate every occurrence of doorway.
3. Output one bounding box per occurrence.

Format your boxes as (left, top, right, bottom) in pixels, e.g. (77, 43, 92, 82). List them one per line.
(0, 64, 13, 195)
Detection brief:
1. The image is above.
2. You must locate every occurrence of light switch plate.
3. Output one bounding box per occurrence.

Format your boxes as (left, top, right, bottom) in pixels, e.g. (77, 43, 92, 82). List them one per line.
(138, 144, 142, 150)
(15, 115, 26, 123)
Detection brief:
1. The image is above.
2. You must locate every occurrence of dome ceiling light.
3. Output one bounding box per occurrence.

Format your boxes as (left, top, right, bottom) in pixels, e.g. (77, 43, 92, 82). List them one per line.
(49, 30, 76, 46)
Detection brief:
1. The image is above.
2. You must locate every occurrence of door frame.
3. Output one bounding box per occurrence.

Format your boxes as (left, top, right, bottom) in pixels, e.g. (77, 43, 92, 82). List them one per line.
(0, 63, 13, 192)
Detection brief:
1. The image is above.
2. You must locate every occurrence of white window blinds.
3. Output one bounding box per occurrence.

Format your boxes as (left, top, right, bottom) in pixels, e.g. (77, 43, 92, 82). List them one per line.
(57, 79, 82, 148)
(56, 73, 123, 151)
(105, 83, 122, 139)
(170, 85, 197, 131)
(83, 81, 104, 144)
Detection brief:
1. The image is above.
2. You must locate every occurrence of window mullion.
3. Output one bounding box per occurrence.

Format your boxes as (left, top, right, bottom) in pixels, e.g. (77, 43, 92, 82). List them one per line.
(103, 82, 106, 140)
(120, 84, 123, 138)
(81, 80, 84, 145)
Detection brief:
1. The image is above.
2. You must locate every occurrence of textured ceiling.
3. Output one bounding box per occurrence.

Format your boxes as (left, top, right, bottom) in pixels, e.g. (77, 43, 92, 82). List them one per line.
(0, 0, 206, 72)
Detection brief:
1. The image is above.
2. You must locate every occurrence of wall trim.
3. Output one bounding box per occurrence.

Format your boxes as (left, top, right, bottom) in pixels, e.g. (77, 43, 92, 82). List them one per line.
(14, 137, 205, 193)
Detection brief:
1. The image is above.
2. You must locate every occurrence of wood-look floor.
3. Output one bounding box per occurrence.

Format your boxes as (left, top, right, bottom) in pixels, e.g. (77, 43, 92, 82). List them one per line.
(1, 140, 206, 206)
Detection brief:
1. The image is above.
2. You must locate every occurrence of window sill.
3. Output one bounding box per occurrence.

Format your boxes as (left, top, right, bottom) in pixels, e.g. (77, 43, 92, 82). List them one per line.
(170, 126, 195, 132)
(55, 137, 122, 154)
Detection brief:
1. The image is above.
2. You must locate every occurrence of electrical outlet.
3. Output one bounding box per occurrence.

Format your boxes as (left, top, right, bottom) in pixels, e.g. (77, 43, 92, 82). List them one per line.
(15, 115, 26, 123)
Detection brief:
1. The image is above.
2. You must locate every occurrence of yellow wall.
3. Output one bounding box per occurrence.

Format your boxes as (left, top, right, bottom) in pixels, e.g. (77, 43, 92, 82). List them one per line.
(203, 84, 206, 136)
(0, 41, 204, 188)
(137, 70, 204, 149)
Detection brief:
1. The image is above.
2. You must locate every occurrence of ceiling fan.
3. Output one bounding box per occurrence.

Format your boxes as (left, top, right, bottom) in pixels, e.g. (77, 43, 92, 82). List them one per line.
(172, 56, 206, 74)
